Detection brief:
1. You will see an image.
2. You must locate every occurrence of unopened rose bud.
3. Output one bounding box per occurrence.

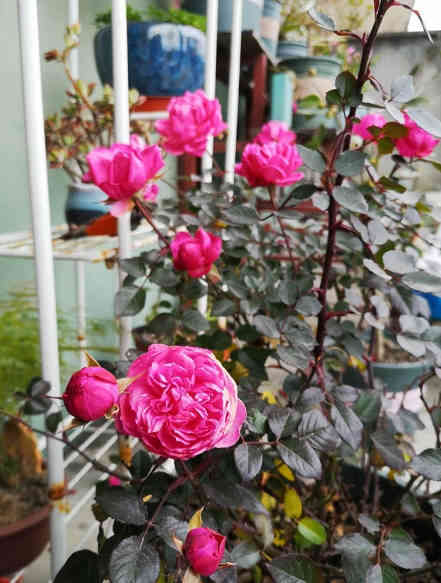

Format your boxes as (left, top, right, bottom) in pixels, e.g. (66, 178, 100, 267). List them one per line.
(183, 527, 226, 576)
(63, 367, 118, 421)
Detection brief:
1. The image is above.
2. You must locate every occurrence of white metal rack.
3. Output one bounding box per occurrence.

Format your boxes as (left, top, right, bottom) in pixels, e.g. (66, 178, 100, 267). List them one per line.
(14, 0, 244, 579)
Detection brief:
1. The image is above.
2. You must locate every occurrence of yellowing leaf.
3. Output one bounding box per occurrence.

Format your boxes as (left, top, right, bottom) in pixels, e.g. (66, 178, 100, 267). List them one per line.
(261, 391, 277, 405)
(275, 459, 295, 482)
(273, 529, 286, 547)
(284, 488, 302, 519)
(261, 491, 277, 511)
(188, 507, 204, 531)
(348, 355, 366, 371)
(85, 352, 100, 367)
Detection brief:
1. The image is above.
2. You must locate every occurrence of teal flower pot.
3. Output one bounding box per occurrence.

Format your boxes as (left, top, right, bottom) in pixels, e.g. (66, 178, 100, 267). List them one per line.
(284, 55, 341, 78)
(372, 360, 433, 393)
(277, 40, 308, 61)
(65, 183, 108, 227)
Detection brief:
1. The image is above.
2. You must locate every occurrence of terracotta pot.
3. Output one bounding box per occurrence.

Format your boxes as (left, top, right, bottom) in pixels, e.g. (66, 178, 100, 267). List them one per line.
(0, 505, 50, 576)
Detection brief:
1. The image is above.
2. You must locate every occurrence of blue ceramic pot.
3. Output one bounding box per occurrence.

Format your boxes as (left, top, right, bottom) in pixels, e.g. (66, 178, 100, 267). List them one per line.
(94, 22, 205, 96)
(182, 0, 263, 32)
(260, 0, 282, 60)
(277, 40, 308, 61)
(414, 291, 441, 320)
(65, 183, 108, 226)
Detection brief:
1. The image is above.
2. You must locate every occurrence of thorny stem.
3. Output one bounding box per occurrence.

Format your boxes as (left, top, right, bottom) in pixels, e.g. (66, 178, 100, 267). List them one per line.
(269, 185, 296, 272)
(134, 197, 171, 249)
(312, 0, 392, 382)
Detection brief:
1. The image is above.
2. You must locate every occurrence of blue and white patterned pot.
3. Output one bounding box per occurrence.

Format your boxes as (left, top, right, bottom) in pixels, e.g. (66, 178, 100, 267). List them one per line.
(94, 21, 206, 96)
(65, 183, 108, 226)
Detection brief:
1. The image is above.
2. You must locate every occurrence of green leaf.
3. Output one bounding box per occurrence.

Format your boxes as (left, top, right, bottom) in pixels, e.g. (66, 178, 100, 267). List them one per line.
(402, 271, 441, 293)
(129, 450, 152, 480)
(296, 296, 322, 316)
(204, 480, 268, 515)
(359, 514, 380, 535)
(198, 330, 232, 350)
(335, 151, 366, 177)
(277, 442, 322, 479)
(212, 298, 236, 316)
(150, 267, 179, 288)
(119, 257, 146, 278)
(379, 176, 405, 192)
(366, 565, 383, 583)
(371, 430, 406, 471)
(267, 556, 307, 583)
(410, 448, 441, 480)
(354, 392, 382, 424)
(53, 550, 99, 583)
(297, 517, 326, 545)
(230, 541, 260, 569)
(155, 505, 188, 548)
(23, 395, 51, 415)
(223, 205, 260, 225)
(277, 345, 310, 369)
(182, 309, 210, 333)
(330, 401, 363, 450)
(254, 315, 280, 338)
(384, 537, 426, 570)
(46, 411, 63, 433)
(115, 286, 146, 317)
(109, 537, 160, 583)
(333, 186, 368, 213)
(391, 75, 415, 103)
(182, 278, 207, 299)
(27, 377, 51, 397)
(307, 8, 336, 31)
(336, 71, 360, 103)
(296, 145, 326, 173)
(234, 443, 263, 481)
(298, 409, 341, 451)
(383, 122, 409, 139)
(268, 408, 292, 439)
(383, 251, 416, 274)
(334, 533, 376, 556)
(290, 183, 317, 201)
(382, 565, 400, 583)
(96, 486, 147, 525)
(433, 502, 441, 538)
(407, 107, 441, 138)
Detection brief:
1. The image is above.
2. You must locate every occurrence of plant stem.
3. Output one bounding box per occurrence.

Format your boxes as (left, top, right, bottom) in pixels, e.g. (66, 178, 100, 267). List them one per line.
(134, 197, 170, 249)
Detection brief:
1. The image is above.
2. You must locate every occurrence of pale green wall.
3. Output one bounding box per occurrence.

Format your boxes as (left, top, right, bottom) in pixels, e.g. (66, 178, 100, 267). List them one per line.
(0, 1, 176, 372)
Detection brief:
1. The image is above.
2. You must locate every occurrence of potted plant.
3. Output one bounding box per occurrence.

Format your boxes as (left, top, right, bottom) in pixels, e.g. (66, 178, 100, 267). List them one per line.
(94, 3, 206, 97)
(182, 0, 263, 33)
(11, 2, 441, 581)
(44, 26, 151, 228)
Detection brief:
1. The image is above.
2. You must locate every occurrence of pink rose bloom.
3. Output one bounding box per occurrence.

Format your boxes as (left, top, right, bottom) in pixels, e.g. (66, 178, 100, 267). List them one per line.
(395, 112, 440, 158)
(184, 527, 226, 576)
(84, 143, 164, 216)
(63, 367, 119, 422)
(235, 142, 304, 187)
(115, 345, 247, 460)
(254, 121, 296, 146)
(352, 113, 387, 140)
(155, 90, 227, 157)
(108, 476, 122, 487)
(171, 228, 222, 278)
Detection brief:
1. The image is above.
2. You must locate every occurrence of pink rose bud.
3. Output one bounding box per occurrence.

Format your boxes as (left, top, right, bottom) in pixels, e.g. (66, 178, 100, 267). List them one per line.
(115, 345, 247, 459)
(155, 90, 227, 157)
(235, 141, 304, 187)
(352, 113, 387, 141)
(184, 528, 226, 576)
(171, 228, 222, 278)
(108, 476, 122, 487)
(292, 102, 298, 114)
(395, 112, 439, 158)
(254, 121, 296, 146)
(63, 367, 119, 422)
(84, 143, 164, 216)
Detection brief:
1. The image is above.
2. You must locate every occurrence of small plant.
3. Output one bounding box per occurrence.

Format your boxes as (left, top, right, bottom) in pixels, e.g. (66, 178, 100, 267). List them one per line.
(93, 4, 143, 29)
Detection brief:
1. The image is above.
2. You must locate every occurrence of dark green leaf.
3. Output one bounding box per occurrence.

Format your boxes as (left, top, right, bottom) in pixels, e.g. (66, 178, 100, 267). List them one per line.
(129, 450, 152, 480)
(230, 541, 260, 569)
(119, 257, 146, 278)
(277, 442, 322, 479)
(268, 407, 292, 439)
(53, 550, 99, 583)
(155, 505, 188, 547)
(181, 309, 210, 332)
(182, 278, 207, 299)
(150, 267, 179, 288)
(204, 480, 268, 515)
(254, 315, 280, 338)
(96, 486, 147, 525)
(336, 71, 360, 103)
(307, 8, 336, 30)
(402, 271, 441, 293)
(296, 145, 326, 173)
(354, 391, 382, 423)
(212, 298, 236, 316)
(335, 151, 366, 177)
(267, 556, 306, 583)
(23, 395, 51, 415)
(115, 286, 146, 317)
(223, 205, 259, 225)
(298, 409, 341, 451)
(109, 536, 160, 583)
(234, 443, 263, 481)
(296, 296, 322, 316)
(410, 448, 441, 480)
(27, 377, 51, 397)
(198, 330, 232, 350)
(46, 411, 63, 433)
(333, 186, 368, 213)
(382, 565, 399, 583)
(331, 401, 363, 450)
(334, 533, 376, 556)
(379, 176, 406, 192)
(277, 345, 310, 369)
(371, 431, 406, 471)
(366, 564, 383, 583)
(326, 88, 342, 106)
(290, 183, 317, 201)
(146, 313, 177, 338)
(401, 492, 421, 517)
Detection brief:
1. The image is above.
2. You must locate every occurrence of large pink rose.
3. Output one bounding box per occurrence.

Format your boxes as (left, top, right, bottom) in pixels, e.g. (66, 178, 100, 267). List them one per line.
(254, 121, 296, 146)
(115, 345, 247, 460)
(84, 143, 164, 216)
(395, 112, 440, 158)
(352, 113, 387, 140)
(184, 527, 226, 576)
(171, 228, 222, 278)
(155, 90, 227, 157)
(235, 142, 304, 187)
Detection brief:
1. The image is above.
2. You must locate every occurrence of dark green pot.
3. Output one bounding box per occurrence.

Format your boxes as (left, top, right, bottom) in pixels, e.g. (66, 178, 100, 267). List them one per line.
(372, 360, 433, 393)
(283, 55, 341, 78)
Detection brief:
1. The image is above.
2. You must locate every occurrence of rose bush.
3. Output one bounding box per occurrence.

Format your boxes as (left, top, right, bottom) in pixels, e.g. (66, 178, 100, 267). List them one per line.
(115, 344, 246, 459)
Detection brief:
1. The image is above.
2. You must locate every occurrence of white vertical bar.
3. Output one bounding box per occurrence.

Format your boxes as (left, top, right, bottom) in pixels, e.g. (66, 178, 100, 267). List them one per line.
(112, 0, 132, 358)
(17, 0, 66, 577)
(68, 0, 79, 79)
(225, 0, 243, 183)
(201, 0, 218, 180)
(75, 261, 87, 366)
